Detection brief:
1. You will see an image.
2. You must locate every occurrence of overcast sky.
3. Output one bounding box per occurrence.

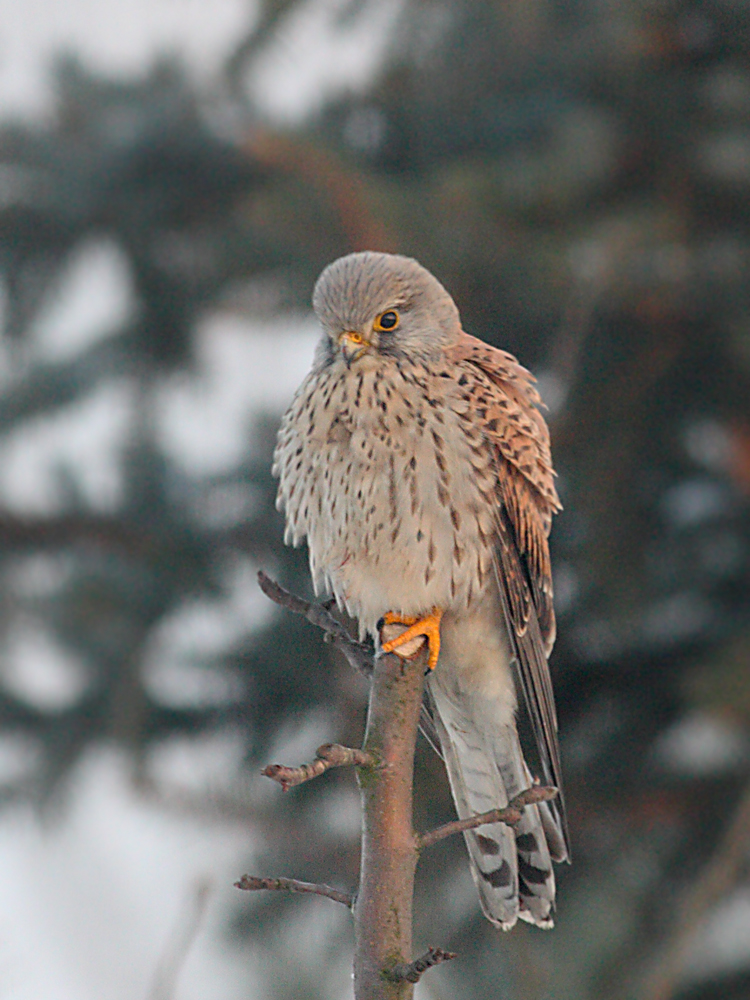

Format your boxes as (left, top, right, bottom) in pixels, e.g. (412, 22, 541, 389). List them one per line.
(0, 0, 401, 123)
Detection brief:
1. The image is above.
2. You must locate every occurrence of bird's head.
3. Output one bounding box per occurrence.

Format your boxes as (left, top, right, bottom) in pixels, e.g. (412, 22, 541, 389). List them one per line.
(311, 252, 462, 369)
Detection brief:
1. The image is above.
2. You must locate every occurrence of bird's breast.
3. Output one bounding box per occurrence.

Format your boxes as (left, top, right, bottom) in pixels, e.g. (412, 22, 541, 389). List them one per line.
(274, 359, 498, 637)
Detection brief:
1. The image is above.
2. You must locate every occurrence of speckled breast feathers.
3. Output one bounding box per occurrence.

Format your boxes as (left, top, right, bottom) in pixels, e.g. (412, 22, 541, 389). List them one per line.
(272, 252, 570, 924)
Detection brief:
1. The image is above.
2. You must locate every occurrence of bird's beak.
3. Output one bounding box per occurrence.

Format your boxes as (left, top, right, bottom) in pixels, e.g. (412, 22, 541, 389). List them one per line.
(339, 331, 369, 368)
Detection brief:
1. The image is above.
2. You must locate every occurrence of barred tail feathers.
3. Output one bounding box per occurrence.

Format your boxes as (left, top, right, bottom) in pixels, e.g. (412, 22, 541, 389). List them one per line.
(428, 681, 557, 930)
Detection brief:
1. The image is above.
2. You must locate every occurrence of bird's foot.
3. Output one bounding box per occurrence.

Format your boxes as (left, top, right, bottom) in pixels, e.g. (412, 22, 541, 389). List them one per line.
(379, 608, 443, 670)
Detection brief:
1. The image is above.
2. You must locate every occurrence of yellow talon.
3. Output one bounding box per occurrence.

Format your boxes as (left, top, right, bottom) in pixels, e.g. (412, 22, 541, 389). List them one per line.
(380, 608, 443, 670)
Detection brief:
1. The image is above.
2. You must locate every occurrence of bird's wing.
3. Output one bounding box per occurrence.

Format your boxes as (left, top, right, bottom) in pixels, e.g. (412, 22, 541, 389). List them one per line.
(445, 331, 569, 857)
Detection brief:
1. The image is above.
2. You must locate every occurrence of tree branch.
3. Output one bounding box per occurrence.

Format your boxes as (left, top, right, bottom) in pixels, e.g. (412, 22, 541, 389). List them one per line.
(387, 947, 458, 984)
(257, 571, 374, 679)
(354, 649, 427, 999)
(417, 785, 559, 850)
(256, 574, 440, 998)
(246, 131, 396, 253)
(262, 742, 377, 791)
(234, 875, 354, 909)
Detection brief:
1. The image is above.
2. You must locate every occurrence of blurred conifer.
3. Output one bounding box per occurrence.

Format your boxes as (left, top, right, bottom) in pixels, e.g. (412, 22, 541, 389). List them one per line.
(0, 2, 749, 998)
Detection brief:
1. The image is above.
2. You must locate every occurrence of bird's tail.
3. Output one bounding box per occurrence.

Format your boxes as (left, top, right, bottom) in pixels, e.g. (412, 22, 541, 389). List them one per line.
(427, 679, 566, 929)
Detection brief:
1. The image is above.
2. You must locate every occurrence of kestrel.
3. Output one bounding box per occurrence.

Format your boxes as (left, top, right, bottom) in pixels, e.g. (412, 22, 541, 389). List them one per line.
(273, 252, 569, 929)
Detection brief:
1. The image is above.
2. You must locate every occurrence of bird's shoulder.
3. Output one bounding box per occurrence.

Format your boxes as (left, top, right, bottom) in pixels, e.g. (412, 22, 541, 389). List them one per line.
(444, 331, 560, 515)
(444, 330, 560, 653)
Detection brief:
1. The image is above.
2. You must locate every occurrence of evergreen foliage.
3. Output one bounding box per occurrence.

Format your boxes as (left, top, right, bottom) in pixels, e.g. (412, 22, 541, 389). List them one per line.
(1, 2, 749, 997)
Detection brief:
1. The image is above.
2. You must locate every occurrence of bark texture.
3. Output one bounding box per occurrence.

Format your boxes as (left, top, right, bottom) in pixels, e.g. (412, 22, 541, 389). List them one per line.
(353, 650, 426, 1000)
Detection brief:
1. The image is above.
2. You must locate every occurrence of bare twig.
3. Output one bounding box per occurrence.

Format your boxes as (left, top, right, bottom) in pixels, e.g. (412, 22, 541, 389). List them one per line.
(234, 875, 354, 909)
(260, 571, 440, 751)
(257, 571, 374, 679)
(387, 947, 458, 984)
(262, 742, 377, 791)
(418, 786, 559, 849)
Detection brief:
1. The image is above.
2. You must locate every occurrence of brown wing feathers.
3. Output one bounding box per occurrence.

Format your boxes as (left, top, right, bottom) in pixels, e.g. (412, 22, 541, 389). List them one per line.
(495, 509, 569, 857)
(447, 332, 570, 855)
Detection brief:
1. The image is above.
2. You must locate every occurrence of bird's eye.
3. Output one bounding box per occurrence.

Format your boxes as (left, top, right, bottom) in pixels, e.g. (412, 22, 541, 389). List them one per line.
(374, 310, 399, 332)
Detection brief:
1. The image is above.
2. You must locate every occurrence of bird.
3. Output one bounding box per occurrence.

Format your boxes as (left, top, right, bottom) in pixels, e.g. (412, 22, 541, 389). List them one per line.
(273, 250, 569, 929)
